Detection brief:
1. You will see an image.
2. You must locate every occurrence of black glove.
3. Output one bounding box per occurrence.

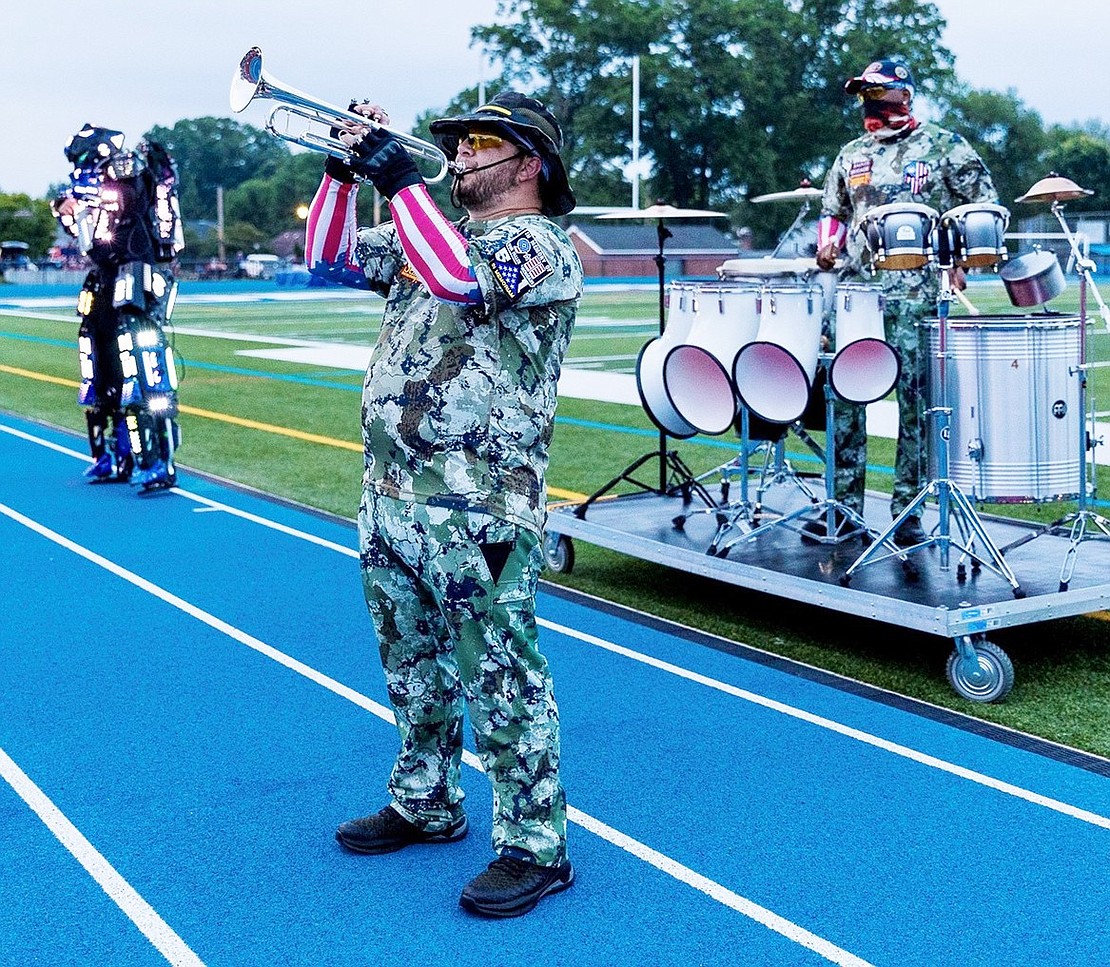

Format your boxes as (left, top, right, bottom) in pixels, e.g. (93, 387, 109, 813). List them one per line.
(348, 128, 422, 199)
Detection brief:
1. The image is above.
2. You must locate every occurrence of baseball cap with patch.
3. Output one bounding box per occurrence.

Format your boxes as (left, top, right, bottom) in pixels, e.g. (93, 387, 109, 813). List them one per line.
(844, 58, 916, 96)
(429, 92, 576, 217)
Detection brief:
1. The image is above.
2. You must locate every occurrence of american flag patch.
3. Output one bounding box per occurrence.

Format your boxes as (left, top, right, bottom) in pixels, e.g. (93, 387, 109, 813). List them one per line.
(903, 160, 931, 194)
(491, 228, 554, 300)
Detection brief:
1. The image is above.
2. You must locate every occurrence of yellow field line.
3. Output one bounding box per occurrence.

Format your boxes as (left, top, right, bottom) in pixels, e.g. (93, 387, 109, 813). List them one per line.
(0, 363, 588, 501)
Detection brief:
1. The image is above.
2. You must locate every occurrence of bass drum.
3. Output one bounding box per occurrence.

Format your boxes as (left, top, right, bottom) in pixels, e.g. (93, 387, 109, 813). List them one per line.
(927, 315, 1082, 502)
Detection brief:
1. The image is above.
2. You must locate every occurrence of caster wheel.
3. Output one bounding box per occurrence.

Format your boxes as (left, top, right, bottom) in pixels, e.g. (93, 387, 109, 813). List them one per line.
(956, 564, 967, 583)
(542, 533, 575, 574)
(672, 516, 687, 531)
(946, 639, 1014, 703)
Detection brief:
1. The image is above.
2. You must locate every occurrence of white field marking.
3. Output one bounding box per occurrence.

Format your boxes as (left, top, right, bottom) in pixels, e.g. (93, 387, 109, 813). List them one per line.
(0, 747, 205, 967)
(6, 422, 1110, 830)
(539, 619, 1110, 832)
(0, 425, 360, 560)
(0, 499, 872, 967)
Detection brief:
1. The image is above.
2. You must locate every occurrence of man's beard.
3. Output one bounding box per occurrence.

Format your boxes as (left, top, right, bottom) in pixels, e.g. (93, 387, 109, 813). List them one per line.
(452, 156, 523, 210)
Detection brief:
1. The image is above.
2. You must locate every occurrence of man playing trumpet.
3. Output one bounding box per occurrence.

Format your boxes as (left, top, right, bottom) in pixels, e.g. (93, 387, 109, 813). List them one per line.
(304, 93, 581, 918)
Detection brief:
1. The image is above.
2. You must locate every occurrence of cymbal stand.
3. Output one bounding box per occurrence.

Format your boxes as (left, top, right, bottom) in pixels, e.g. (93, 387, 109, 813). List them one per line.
(841, 261, 1024, 596)
(710, 356, 890, 557)
(1051, 199, 1110, 330)
(1051, 255, 1110, 590)
(574, 220, 713, 520)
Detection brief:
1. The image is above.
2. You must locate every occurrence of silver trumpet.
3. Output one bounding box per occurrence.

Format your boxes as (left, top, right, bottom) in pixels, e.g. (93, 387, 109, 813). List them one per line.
(229, 46, 458, 183)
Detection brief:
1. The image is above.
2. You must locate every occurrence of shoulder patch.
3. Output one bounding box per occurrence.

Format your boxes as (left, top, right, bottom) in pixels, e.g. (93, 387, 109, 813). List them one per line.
(848, 158, 873, 188)
(491, 228, 554, 300)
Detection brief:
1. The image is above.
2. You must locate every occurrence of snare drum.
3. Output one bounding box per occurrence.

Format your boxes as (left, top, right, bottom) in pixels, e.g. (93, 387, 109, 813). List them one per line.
(663, 283, 761, 435)
(828, 283, 900, 404)
(942, 203, 1010, 268)
(733, 284, 823, 424)
(927, 315, 1081, 502)
(859, 202, 939, 270)
(635, 283, 700, 438)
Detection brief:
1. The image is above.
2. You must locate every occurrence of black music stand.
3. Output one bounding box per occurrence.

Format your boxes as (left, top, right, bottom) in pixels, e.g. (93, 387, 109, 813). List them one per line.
(573, 203, 727, 519)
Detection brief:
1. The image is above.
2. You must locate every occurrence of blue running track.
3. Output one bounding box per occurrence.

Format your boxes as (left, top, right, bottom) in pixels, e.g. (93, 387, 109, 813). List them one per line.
(2, 412, 1110, 967)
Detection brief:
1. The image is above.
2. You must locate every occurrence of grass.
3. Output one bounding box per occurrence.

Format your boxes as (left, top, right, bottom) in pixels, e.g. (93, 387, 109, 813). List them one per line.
(3, 281, 1110, 757)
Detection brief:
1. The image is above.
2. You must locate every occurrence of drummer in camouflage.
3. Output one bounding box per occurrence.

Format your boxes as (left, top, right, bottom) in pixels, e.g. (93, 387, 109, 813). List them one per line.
(816, 56, 998, 546)
(304, 91, 581, 918)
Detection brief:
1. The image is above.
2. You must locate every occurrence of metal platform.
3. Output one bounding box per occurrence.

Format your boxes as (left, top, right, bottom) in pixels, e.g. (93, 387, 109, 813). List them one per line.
(543, 459, 1110, 701)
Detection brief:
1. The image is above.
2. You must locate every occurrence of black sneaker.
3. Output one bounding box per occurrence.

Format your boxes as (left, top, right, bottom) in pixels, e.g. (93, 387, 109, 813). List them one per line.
(335, 805, 468, 855)
(459, 855, 575, 918)
(893, 516, 926, 548)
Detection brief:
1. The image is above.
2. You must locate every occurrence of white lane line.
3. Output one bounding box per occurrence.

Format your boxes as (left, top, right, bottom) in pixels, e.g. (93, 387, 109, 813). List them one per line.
(4, 422, 1110, 831)
(540, 619, 1110, 831)
(0, 747, 205, 967)
(0, 499, 872, 967)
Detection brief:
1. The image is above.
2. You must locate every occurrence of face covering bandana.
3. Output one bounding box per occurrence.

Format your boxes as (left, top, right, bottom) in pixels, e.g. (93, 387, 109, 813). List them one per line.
(862, 97, 915, 136)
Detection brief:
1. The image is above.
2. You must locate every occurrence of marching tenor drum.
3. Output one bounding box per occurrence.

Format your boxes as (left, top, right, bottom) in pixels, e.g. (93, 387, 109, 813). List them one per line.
(828, 283, 900, 404)
(733, 284, 823, 424)
(859, 202, 939, 270)
(663, 283, 761, 435)
(942, 203, 1010, 268)
(927, 315, 1082, 503)
(636, 283, 700, 438)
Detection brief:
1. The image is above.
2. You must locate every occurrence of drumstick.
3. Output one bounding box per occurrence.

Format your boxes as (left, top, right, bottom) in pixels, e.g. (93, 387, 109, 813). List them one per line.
(954, 287, 980, 316)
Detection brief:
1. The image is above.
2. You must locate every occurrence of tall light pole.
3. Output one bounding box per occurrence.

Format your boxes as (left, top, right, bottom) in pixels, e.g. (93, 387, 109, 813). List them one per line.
(631, 55, 641, 210)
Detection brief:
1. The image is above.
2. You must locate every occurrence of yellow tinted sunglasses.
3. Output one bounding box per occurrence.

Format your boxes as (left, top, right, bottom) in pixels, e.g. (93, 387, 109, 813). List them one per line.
(463, 129, 508, 151)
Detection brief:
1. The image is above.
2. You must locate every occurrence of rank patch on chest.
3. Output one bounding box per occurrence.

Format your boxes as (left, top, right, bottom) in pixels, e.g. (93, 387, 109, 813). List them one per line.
(491, 229, 554, 300)
(902, 160, 931, 193)
(848, 159, 873, 188)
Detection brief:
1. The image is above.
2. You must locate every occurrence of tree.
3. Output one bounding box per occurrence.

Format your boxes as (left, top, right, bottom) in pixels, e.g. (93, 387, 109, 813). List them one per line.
(1042, 128, 1110, 213)
(473, 0, 955, 245)
(144, 117, 288, 223)
(939, 88, 1050, 212)
(0, 194, 57, 258)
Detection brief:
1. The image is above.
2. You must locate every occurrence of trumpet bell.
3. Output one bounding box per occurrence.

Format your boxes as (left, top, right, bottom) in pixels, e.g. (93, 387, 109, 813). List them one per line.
(230, 46, 265, 114)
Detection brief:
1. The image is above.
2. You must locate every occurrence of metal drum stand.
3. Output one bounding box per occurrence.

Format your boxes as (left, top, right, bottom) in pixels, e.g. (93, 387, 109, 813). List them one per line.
(709, 354, 899, 557)
(840, 255, 1025, 597)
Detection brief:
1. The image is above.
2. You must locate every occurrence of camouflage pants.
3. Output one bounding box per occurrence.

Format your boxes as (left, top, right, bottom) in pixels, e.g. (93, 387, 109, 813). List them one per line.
(833, 297, 931, 519)
(357, 490, 567, 866)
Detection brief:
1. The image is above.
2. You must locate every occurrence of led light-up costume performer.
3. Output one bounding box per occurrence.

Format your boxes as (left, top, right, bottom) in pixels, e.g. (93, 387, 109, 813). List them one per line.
(53, 124, 185, 490)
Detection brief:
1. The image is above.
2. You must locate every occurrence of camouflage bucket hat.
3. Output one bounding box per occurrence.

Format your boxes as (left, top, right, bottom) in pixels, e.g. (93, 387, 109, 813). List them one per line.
(430, 92, 576, 217)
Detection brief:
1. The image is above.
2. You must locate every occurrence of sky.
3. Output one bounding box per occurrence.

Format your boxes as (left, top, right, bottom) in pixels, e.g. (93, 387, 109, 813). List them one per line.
(1, 0, 1107, 200)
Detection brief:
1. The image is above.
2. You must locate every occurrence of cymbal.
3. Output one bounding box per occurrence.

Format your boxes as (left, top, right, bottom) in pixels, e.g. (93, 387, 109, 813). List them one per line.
(1015, 174, 1094, 204)
(596, 204, 726, 220)
(751, 186, 823, 204)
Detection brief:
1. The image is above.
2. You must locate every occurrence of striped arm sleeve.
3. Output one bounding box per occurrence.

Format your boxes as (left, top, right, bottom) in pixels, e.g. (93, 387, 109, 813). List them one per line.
(817, 215, 846, 251)
(388, 184, 482, 304)
(304, 175, 370, 289)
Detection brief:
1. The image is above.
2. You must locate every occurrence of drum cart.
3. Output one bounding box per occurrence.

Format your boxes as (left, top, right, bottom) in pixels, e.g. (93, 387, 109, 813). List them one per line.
(542, 481, 1110, 703)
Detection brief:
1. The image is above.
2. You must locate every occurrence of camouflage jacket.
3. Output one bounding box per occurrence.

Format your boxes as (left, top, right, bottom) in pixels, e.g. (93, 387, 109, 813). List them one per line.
(353, 215, 582, 534)
(821, 121, 997, 298)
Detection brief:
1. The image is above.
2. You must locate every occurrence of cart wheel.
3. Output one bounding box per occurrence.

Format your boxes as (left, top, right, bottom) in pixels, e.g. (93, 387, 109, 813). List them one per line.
(542, 533, 575, 574)
(945, 638, 1014, 703)
(672, 515, 687, 531)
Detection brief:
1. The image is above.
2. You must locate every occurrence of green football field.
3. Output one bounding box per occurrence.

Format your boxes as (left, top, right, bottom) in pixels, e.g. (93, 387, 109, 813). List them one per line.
(3, 280, 1110, 757)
